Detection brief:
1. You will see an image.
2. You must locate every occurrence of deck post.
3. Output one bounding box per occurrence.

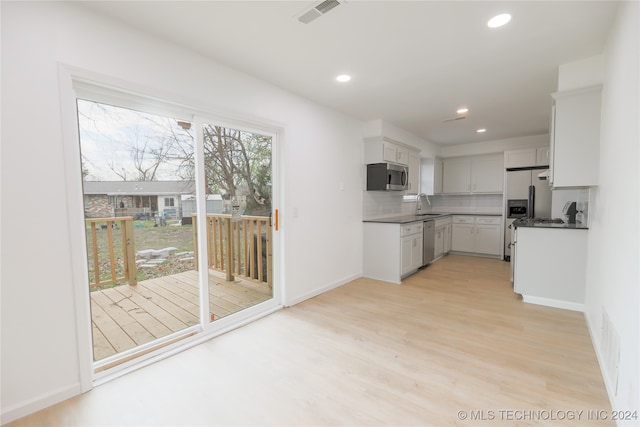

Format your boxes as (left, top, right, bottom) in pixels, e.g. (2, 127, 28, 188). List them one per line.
(123, 218, 137, 286)
(225, 218, 234, 282)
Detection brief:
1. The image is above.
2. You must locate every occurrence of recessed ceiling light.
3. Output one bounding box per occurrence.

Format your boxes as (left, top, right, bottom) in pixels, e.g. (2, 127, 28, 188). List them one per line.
(457, 107, 469, 114)
(336, 74, 351, 82)
(477, 128, 487, 133)
(487, 13, 511, 28)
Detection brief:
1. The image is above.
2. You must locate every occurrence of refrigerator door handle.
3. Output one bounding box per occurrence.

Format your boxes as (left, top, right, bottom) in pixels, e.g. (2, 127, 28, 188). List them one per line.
(527, 185, 535, 218)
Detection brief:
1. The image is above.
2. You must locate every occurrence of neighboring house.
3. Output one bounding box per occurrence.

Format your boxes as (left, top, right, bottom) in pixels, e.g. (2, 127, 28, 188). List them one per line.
(82, 180, 195, 219)
(180, 194, 223, 225)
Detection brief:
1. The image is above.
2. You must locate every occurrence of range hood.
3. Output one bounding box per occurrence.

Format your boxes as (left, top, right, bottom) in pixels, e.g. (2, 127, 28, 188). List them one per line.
(537, 169, 550, 180)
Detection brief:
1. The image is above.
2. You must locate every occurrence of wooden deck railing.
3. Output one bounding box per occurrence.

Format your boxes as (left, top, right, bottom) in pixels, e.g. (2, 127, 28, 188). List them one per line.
(85, 214, 271, 290)
(85, 217, 137, 288)
(193, 214, 272, 288)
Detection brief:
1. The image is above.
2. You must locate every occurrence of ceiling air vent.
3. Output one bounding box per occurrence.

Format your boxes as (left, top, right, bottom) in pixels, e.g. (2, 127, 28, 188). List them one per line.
(298, 0, 343, 24)
(442, 116, 466, 123)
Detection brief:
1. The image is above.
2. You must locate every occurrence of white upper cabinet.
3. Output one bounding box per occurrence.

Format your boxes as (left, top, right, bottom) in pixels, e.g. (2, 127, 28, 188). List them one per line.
(536, 146, 550, 166)
(471, 155, 504, 193)
(504, 149, 537, 168)
(406, 151, 420, 194)
(382, 143, 398, 163)
(433, 157, 443, 194)
(420, 156, 443, 195)
(395, 145, 409, 165)
(365, 137, 413, 166)
(443, 154, 503, 194)
(443, 157, 471, 193)
(504, 146, 550, 168)
(550, 85, 601, 187)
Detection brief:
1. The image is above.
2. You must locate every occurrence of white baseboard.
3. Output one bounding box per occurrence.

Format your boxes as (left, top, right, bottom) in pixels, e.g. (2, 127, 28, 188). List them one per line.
(1, 383, 81, 425)
(522, 295, 585, 312)
(285, 273, 361, 307)
(584, 311, 621, 423)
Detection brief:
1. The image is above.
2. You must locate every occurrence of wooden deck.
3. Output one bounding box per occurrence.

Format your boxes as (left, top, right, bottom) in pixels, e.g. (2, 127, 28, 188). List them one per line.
(91, 270, 272, 361)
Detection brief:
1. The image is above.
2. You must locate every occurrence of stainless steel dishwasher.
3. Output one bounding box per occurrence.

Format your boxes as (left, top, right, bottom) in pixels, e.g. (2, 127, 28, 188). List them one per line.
(422, 219, 435, 266)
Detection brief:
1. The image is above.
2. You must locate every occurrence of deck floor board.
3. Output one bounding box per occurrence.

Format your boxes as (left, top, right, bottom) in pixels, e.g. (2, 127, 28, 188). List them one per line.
(91, 269, 272, 361)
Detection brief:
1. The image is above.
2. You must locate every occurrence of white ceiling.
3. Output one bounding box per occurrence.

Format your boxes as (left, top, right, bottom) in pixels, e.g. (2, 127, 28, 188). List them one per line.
(78, 1, 619, 145)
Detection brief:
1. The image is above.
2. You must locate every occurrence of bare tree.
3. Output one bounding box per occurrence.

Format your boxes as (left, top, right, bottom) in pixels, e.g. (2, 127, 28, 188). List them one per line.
(202, 125, 272, 213)
(78, 100, 271, 214)
(78, 100, 194, 182)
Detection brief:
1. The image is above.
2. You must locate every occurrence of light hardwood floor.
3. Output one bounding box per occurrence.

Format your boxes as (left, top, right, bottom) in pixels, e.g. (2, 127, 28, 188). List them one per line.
(6, 255, 613, 426)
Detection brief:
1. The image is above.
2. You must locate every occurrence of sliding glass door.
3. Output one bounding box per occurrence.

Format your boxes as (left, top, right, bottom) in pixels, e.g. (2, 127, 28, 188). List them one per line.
(74, 90, 278, 371)
(199, 123, 274, 323)
(77, 99, 199, 366)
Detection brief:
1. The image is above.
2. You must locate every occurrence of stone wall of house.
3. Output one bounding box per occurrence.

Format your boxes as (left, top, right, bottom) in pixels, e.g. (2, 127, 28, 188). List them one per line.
(85, 195, 113, 218)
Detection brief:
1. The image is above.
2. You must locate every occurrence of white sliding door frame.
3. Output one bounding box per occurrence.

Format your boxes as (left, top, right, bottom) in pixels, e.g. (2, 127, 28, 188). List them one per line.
(58, 65, 283, 389)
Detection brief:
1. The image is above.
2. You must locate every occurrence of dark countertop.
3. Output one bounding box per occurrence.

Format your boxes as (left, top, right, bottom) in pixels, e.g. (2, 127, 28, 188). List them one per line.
(449, 212, 502, 217)
(512, 218, 589, 230)
(363, 212, 502, 224)
(363, 213, 451, 224)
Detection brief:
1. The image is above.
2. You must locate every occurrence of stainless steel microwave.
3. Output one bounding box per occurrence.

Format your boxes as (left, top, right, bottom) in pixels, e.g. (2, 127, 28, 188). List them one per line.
(366, 163, 408, 191)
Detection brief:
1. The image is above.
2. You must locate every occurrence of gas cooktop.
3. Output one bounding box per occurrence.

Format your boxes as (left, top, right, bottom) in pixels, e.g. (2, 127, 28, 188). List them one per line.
(513, 217, 565, 226)
(532, 218, 565, 224)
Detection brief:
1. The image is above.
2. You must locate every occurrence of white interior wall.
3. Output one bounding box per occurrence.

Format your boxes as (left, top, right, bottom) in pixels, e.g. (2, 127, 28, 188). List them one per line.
(551, 189, 590, 224)
(0, 2, 363, 421)
(557, 54, 605, 92)
(363, 119, 440, 157)
(584, 1, 639, 420)
(439, 134, 549, 158)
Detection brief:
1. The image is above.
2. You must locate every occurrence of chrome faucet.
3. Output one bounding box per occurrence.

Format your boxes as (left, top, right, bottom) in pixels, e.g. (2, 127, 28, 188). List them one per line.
(415, 193, 431, 215)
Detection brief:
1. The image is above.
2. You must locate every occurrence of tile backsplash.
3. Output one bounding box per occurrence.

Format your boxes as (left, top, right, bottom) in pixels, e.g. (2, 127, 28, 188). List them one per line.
(551, 188, 590, 225)
(363, 191, 407, 218)
(363, 192, 503, 219)
(363, 189, 590, 225)
(428, 194, 504, 214)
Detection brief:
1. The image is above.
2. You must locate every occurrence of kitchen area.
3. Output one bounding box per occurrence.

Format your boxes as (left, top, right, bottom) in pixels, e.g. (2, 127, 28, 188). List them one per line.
(362, 84, 600, 313)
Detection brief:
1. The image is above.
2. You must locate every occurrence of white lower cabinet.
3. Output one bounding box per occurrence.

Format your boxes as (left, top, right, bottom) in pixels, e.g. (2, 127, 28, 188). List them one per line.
(401, 232, 423, 276)
(434, 217, 452, 259)
(452, 223, 475, 252)
(444, 224, 452, 253)
(363, 221, 423, 284)
(434, 227, 444, 258)
(513, 227, 587, 311)
(474, 218, 502, 256)
(451, 216, 501, 256)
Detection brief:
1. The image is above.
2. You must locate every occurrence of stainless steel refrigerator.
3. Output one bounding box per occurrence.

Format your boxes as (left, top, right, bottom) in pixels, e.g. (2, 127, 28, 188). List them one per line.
(504, 167, 551, 259)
